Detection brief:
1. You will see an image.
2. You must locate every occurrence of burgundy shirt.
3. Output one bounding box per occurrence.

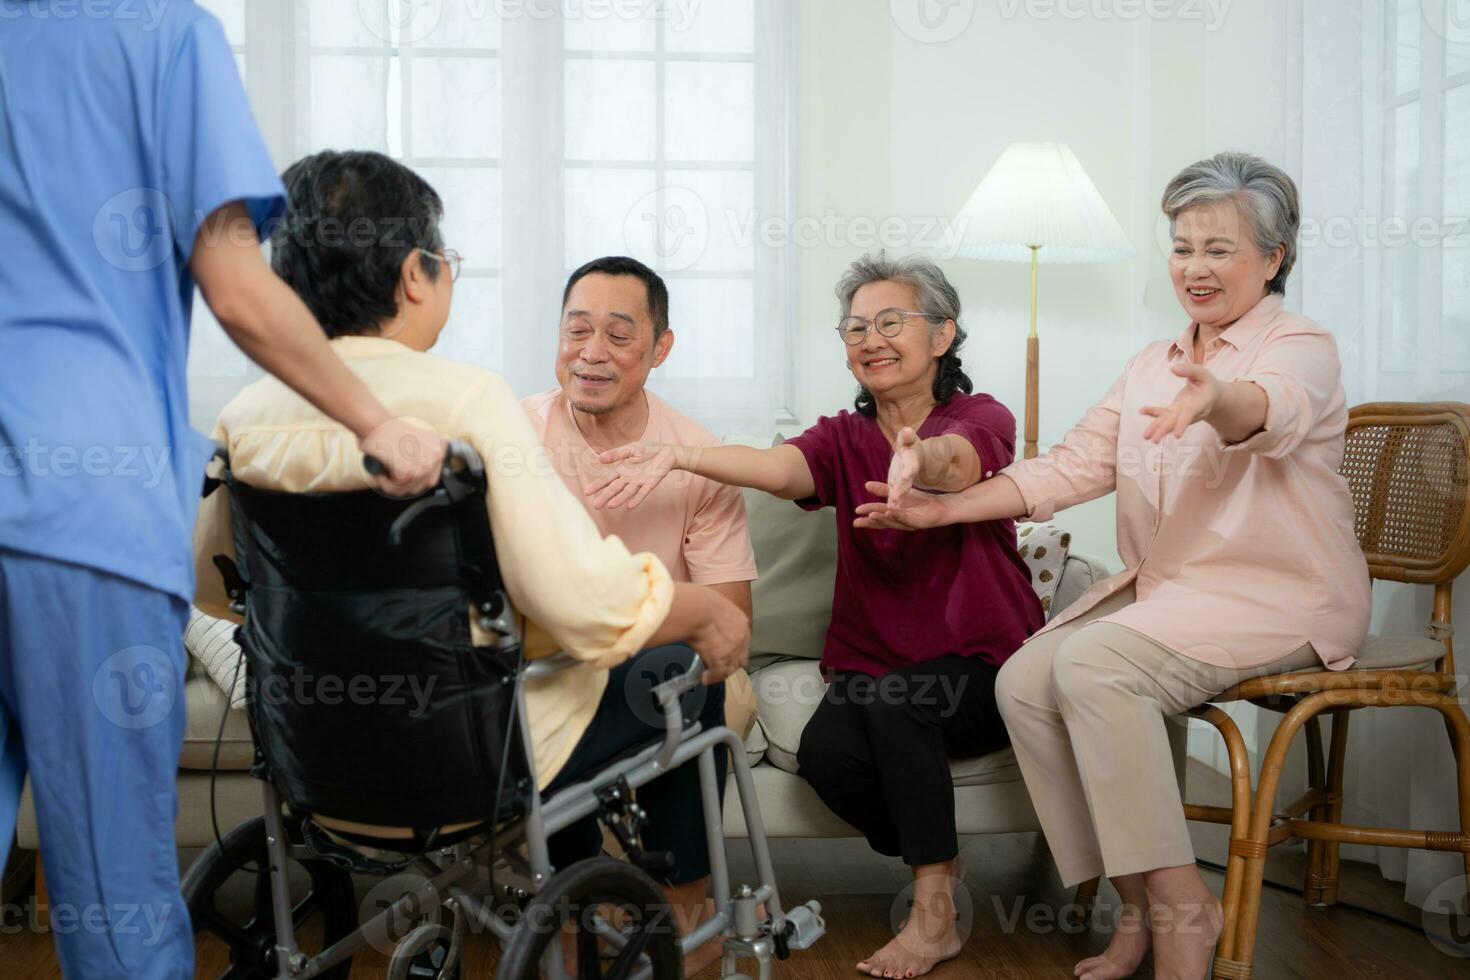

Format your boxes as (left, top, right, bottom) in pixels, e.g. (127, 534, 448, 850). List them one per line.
(785, 393, 1044, 677)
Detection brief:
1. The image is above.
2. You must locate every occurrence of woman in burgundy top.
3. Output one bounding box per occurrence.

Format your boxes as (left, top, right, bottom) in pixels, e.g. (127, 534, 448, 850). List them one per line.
(590, 252, 1043, 977)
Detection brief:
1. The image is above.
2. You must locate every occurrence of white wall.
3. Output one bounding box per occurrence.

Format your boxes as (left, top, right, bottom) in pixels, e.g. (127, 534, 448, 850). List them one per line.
(791, 0, 1296, 570)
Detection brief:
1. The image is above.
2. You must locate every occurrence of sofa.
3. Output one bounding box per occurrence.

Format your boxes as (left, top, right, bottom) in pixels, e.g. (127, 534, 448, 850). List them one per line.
(14, 488, 1111, 853)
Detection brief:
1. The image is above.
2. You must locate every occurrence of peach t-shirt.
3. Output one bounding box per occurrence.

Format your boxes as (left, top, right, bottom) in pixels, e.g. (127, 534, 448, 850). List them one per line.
(523, 388, 758, 587)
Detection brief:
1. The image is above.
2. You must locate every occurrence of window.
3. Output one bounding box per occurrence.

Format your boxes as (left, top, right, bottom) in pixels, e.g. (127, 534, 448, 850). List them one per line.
(187, 0, 795, 436)
(1378, 0, 1470, 388)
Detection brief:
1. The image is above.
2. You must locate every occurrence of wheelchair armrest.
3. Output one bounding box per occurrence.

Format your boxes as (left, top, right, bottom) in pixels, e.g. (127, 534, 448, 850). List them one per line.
(521, 650, 580, 680)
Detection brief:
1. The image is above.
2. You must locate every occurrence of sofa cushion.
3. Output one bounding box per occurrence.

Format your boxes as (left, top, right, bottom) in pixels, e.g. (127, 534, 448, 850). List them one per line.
(743, 486, 837, 665)
(750, 660, 1022, 786)
(181, 659, 255, 771)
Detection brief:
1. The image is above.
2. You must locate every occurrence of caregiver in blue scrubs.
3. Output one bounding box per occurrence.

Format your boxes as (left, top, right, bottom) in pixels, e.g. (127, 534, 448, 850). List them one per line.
(0, 4, 444, 976)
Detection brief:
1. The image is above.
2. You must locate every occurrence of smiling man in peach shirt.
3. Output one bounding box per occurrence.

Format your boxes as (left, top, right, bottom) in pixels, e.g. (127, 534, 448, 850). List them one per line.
(522, 256, 760, 835)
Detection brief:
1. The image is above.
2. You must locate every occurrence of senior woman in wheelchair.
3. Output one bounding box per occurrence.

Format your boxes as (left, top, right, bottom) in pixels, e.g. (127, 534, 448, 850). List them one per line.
(589, 252, 1044, 978)
(856, 152, 1372, 980)
(192, 150, 748, 976)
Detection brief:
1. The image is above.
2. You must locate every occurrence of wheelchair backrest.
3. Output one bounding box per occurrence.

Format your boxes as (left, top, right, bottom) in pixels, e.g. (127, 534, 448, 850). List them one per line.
(218, 444, 532, 830)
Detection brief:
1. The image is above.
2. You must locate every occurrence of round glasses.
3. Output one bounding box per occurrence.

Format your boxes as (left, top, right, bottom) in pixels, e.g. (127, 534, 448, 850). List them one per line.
(423, 248, 463, 283)
(836, 308, 938, 346)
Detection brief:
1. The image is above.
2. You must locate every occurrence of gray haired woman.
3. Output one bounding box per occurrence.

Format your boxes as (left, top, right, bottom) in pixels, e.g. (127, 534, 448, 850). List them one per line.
(857, 153, 1370, 979)
(589, 252, 1046, 977)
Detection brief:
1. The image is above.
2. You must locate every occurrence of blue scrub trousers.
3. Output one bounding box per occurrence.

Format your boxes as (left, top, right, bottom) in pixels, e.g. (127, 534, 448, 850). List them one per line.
(0, 547, 194, 978)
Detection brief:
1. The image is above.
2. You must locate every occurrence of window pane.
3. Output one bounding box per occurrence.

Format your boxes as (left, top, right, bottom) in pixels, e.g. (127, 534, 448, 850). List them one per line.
(564, 168, 659, 267)
(198, 0, 246, 44)
(563, 3, 656, 51)
(658, 279, 755, 379)
(417, 167, 502, 271)
(663, 63, 754, 162)
(1384, 102, 1420, 372)
(1443, 85, 1470, 370)
(564, 60, 657, 162)
(410, 57, 502, 159)
(310, 55, 390, 151)
(662, 170, 755, 272)
(436, 278, 504, 371)
(665, 0, 754, 54)
(1394, 0, 1421, 96)
(417, 0, 503, 49)
(311, 0, 389, 48)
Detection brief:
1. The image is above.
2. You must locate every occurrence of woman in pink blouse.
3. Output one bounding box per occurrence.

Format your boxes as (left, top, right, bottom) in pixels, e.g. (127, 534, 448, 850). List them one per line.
(857, 152, 1371, 980)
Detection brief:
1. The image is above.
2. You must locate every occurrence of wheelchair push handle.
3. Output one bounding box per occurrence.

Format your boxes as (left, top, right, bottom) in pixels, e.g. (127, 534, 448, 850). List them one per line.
(650, 652, 707, 772)
(362, 439, 480, 486)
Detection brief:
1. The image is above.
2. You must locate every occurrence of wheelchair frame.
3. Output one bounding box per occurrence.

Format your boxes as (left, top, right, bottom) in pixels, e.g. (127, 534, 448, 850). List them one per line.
(204, 443, 824, 979)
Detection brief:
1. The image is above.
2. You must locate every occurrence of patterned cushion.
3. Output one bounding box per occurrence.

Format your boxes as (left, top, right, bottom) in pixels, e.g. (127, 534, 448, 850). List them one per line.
(184, 607, 248, 709)
(1015, 522, 1072, 618)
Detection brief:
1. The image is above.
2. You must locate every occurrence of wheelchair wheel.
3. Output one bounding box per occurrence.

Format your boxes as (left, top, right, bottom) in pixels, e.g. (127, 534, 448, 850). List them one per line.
(496, 857, 685, 980)
(184, 816, 358, 979)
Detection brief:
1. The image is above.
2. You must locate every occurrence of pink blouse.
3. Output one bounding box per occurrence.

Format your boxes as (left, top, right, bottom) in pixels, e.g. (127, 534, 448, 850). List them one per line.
(1001, 294, 1371, 670)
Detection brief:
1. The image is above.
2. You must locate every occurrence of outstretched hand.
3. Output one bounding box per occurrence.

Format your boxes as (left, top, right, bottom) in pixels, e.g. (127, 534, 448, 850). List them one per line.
(586, 443, 677, 510)
(1140, 360, 1224, 442)
(885, 426, 923, 508)
(853, 480, 950, 532)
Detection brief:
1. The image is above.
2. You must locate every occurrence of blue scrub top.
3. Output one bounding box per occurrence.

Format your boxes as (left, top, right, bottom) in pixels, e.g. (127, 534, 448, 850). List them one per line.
(0, 1, 285, 601)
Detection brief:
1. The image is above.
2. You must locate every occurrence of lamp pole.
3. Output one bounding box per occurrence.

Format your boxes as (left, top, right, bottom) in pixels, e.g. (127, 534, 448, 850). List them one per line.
(1025, 243, 1040, 459)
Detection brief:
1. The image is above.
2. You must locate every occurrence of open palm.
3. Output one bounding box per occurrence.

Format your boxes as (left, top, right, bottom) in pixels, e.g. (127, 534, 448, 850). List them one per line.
(853, 480, 949, 531)
(1141, 361, 1224, 442)
(587, 443, 677, 510)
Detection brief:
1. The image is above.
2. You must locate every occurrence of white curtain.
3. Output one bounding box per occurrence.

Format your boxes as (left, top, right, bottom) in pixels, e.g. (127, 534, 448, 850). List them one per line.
(1260, 0, 1470, 910)
(187, 0, 795, 437)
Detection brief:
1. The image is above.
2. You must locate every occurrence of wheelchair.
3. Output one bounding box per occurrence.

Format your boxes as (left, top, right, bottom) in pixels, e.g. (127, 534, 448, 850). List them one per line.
(185, 441, 824, 979)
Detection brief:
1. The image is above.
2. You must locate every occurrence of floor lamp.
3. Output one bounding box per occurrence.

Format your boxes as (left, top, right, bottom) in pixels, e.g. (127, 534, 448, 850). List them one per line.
(952, 142, 1133, 459)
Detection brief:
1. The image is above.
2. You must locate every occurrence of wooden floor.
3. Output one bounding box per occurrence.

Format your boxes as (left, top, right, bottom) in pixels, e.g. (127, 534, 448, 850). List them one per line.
(1, 763, 1462, 978)
(0, 835, 1457, 979)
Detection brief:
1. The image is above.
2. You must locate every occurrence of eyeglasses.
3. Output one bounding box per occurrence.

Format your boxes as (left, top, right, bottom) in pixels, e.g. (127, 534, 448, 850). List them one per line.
(836, 308, 940, 346)
(422, 248, 463, 283)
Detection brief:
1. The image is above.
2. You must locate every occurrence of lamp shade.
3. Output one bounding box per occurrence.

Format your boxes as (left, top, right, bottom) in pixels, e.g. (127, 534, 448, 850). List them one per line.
(952, 142, 1133, 263)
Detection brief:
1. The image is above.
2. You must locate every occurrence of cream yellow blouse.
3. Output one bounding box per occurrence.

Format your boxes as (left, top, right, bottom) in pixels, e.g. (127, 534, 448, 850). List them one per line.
(192, 336, 675, 788)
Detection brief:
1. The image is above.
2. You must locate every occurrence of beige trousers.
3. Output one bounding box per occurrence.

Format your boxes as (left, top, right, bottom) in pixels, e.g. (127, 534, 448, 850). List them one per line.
(996, 585, 1320, 886)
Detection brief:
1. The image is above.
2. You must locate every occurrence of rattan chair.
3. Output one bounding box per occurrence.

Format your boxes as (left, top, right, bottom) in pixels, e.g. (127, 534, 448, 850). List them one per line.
(1184, 401, 1470, 980)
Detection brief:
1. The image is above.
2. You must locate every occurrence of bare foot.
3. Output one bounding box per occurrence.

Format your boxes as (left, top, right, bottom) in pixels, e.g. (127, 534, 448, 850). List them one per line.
(857, 857, 965, 978)
(1150, 899, 1222, 980)
(1074, 903, 1151, 979)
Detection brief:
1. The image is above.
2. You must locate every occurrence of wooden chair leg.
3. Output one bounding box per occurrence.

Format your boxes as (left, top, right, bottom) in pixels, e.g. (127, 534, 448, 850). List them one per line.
(1302, 715, 1329, 906)
(1440, 703, 1470, 915)
(1188, 706, 1252, 975)
(1069, 876, 1101, 926)
(1216, 695, 1327, 980)
(1315, 711, 1351, 908)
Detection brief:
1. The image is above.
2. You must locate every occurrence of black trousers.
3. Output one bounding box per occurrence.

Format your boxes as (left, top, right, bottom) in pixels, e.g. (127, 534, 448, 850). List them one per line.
(544, 644, 727, 886)
(795, 654, 1010, 866)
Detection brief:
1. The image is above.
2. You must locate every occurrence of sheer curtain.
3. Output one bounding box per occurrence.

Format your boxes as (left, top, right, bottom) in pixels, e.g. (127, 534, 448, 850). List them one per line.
(188, 0, 795, 437)
(1268, 0, 1470, 910)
